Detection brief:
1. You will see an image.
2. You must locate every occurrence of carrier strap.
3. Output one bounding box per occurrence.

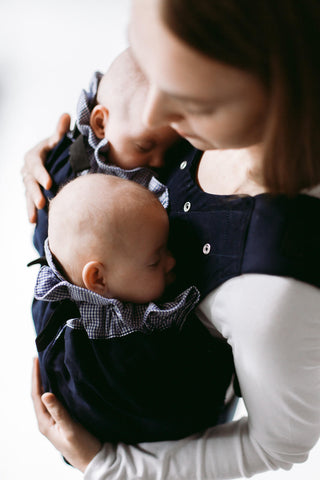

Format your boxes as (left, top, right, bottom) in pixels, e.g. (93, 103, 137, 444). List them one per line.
(36, 299, 80, 352)
(69, 134, 91, 174)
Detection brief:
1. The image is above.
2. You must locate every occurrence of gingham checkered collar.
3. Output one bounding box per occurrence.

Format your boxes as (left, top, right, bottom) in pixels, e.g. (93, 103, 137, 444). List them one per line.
(34, 239, 200, 340)
(36, 239, 124, 309)
(75, 71, 108, 167)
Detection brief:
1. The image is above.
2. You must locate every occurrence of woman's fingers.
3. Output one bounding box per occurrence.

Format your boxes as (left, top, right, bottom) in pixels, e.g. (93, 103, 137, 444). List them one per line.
(31, 360, 64, 437)
(22, 166, 47, 223)
(23, 138, 50, 188)
(41, 392, 72, 428)
(31, 357, 102, 472)
(22, 113, 71, 223)
(31, 358, 52, 430)
(22, 140, 51, 222)
(48, 113, 71, 149)
(31, 357, 42, 394)
(25, 192, 38, 224)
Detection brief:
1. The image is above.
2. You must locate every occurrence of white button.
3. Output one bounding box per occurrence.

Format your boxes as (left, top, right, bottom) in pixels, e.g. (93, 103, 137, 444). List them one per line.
(183, 201, 191, 212)
(203, 243, 211, 255)
(180, 160, 187, 170)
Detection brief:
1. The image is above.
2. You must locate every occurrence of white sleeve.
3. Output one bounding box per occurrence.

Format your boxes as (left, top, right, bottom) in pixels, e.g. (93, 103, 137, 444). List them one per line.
(84, 274, 320, 480)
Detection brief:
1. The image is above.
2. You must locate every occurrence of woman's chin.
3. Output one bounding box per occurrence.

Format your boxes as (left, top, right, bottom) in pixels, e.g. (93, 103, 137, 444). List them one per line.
(184, 135, 216, 151)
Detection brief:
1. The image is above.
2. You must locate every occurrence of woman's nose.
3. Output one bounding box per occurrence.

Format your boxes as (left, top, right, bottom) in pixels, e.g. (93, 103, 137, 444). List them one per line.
(143, 85, 183, 129)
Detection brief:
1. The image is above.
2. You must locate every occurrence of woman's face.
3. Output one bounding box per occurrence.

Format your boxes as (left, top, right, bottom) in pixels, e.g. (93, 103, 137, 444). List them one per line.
(129, 0, 269, 151)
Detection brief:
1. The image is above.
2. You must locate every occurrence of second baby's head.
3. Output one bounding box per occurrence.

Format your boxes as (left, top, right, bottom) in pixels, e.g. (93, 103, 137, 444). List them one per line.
(48, 174, 176, 303)
(90, 48, 179, 169)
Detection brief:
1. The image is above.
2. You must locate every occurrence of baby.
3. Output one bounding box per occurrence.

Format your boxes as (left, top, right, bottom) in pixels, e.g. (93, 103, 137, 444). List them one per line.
(47, 174, 176, 303)
(34, 173, 201, 444)
(88, 48, 179, 170)
(33, 48, 180, 255)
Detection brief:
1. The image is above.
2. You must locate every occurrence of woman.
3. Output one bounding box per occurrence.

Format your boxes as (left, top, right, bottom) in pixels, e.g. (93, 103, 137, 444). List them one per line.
(26, 0, 320, 478)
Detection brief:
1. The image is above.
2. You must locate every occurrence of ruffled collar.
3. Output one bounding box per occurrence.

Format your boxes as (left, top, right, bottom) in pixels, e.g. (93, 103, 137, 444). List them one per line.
(34, 240, 199, 339)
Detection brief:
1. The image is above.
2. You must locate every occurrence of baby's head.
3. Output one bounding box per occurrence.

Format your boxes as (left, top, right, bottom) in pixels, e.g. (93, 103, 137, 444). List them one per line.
(90, 48, 179, 169)
(48, 174, 175, 303)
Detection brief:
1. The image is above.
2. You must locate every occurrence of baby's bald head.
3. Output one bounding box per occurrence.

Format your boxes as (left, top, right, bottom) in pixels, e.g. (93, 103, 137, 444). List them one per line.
(96, 47, 146, 120)
(48, 174, 165, 288)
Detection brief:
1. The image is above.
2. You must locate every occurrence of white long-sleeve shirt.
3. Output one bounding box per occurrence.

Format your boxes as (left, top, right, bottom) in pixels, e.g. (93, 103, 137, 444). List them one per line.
(84, 272, 320, 479)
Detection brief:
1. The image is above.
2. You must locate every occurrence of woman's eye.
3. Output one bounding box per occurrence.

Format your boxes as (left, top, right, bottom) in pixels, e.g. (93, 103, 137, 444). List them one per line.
(185, 107, 214, 116)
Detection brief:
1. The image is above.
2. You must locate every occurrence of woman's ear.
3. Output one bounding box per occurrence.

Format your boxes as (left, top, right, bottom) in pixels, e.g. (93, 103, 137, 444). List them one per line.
(90, 105, 109, 139)
(82, 261, 108, 296)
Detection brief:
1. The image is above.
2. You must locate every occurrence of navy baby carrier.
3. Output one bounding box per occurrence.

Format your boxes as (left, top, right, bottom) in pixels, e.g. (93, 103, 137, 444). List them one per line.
(33, 132, 89, 256)
(31, 135, 234, 443)
(31, 135, 320, 443)
(164, 145, 320, 296)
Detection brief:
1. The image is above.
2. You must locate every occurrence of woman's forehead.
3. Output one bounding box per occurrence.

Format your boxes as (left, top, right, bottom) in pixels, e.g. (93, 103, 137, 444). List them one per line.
(129, 0, 264, 104)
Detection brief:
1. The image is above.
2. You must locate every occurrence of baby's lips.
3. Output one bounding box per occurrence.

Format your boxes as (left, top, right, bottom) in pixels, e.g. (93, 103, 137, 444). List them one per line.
(166, 270, 176, 286)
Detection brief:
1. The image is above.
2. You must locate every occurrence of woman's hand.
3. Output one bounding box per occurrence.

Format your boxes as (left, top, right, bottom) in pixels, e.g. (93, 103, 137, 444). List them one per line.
(31, 357, 102, 473)
(21, 113, 71, 223)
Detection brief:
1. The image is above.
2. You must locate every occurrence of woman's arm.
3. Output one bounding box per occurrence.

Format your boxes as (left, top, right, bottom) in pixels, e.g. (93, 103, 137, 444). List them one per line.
(197, 274, 320, 474)
(83, 274, 320, 479)
(21, 113, 70, 223)
(32, 275, 320, 479)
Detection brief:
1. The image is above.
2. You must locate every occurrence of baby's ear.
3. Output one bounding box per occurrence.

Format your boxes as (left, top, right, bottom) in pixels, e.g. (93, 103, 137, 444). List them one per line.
(90, 105, 109, 139)
(82, 261, 108, 296)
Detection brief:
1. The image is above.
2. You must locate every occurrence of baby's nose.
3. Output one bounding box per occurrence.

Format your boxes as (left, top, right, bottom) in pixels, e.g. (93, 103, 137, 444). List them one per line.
(148, 153, 165, 168)
(165, 252, 176, 273)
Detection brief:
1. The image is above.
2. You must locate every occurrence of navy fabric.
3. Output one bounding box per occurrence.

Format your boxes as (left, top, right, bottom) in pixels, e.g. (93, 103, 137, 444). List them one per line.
(242, 194, 320, 287)
(33, 135, 76, 256)
(31, 138, 234, 443)
(166, 146, 320, 297)
(32, 297, 233, 442)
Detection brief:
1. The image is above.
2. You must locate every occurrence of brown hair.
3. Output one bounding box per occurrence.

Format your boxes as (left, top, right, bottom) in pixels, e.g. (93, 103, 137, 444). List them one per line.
(160, 0, 320, 195)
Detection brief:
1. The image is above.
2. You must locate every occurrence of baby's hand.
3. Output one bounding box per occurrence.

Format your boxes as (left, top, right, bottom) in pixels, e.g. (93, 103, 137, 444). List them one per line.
(21, 113, 71, 223)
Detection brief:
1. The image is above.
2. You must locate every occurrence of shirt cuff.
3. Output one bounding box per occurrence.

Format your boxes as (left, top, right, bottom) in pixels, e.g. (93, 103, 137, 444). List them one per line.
(84, 444, 112, 480)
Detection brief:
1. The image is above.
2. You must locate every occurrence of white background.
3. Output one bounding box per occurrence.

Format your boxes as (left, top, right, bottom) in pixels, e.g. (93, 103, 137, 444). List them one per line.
(0, 1, 318, 479)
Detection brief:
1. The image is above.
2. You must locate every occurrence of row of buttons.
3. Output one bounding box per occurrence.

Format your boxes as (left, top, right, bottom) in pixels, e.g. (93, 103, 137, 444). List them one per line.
(180, 160, 211, 255)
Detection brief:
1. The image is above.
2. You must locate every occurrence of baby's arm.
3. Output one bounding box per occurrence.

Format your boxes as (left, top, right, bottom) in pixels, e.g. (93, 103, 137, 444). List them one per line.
(21, 113, 70, 223)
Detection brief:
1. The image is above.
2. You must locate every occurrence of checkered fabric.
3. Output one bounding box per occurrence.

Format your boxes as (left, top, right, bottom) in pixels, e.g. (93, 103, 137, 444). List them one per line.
(34, 240, 200, 340)
(75, 72, 169, 208)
